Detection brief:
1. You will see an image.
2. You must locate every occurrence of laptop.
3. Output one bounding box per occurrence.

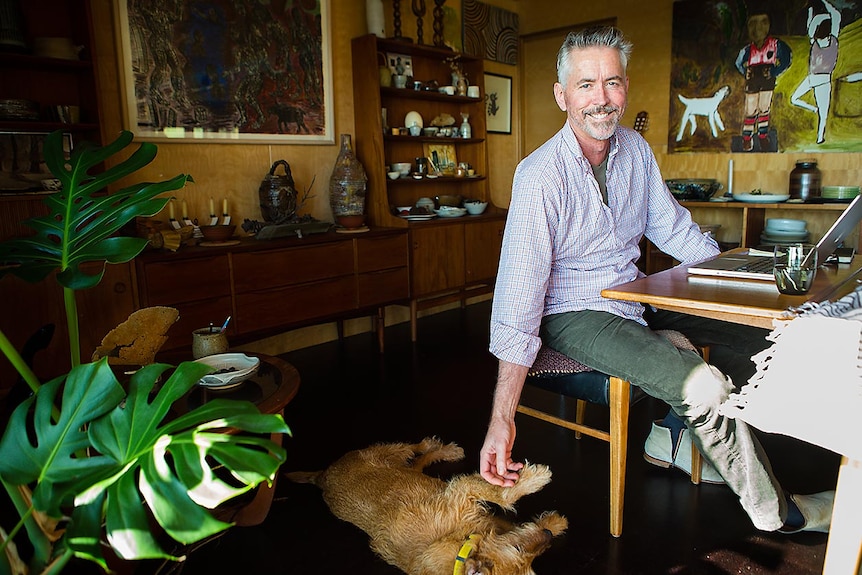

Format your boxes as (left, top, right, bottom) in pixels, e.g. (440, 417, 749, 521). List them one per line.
(687, 194, 862, 280)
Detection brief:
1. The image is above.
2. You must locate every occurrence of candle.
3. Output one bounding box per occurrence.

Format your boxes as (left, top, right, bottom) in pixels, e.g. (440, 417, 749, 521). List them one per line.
(209, 197, 215, 215)
(222, 198, 228, 214)
(727, 159, 734, 196)
(168, 200, 175, 219)
(181, 200, 188, 218)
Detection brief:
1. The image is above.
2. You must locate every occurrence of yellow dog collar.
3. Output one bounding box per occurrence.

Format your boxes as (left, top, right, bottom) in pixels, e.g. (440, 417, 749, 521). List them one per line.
(453, 534, 479, 575)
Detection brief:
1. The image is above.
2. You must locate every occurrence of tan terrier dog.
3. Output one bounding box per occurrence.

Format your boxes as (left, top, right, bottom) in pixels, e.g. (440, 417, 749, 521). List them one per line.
(286, 437, 567, 575)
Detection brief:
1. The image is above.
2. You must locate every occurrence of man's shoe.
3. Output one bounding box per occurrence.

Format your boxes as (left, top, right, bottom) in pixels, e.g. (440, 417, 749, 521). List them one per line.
(643, 421, 726, 485)
(779, 491, 835, 533)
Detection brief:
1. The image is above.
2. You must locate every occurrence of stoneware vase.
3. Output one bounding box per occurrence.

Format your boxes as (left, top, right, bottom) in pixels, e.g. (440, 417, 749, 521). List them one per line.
(329, 134, 368, 229)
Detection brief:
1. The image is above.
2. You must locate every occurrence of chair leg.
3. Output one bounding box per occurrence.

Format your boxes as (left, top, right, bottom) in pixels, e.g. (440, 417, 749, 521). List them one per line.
(689, 345, 709, 485)
(574, 399, 586, 439)
(608, 376, 630, 538)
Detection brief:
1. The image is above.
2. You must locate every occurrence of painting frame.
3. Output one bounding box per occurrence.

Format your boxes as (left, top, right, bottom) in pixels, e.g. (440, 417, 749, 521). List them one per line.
(484, 73, 512, 134)
(423, 143, 457, 176)
(115, 0, 334, 144)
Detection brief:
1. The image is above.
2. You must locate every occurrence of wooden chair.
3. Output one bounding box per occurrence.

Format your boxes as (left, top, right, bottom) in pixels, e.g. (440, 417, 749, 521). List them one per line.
(516, 330, 706, 537)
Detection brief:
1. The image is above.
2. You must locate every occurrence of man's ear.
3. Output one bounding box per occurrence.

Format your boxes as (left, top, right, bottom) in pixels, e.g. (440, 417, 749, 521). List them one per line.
(553, 82, 566, 112)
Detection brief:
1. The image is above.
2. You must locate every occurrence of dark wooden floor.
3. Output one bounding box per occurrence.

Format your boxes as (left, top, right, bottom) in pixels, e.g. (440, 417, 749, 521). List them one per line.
(134, 300, 839, 575)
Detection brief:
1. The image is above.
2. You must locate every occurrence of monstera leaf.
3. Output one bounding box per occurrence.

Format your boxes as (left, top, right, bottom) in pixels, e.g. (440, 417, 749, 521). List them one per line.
(0, 130, 190, 290)
(0, 359, 289, 566)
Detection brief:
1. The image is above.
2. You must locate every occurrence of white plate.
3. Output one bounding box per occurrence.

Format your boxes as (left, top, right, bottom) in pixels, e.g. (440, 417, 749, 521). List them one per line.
(733, 193, 790, 203)
(762, 229, 809, 239)
(195, 353, 260, 388)
(435, 207, 467, 218)
(399, 214, 436, 221)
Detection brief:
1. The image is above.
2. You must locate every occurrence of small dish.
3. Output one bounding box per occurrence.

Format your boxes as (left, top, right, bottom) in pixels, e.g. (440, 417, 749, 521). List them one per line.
(464, 201, 488, 215)
(434, 206, 467, 218)
(387, 171, 400, 180)
(732, 192, 790, 203)
(194, 353, 260, 388)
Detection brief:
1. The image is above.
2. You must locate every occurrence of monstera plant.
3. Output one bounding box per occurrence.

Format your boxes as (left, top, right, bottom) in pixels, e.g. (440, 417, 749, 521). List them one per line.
(0, 131, 289, 575)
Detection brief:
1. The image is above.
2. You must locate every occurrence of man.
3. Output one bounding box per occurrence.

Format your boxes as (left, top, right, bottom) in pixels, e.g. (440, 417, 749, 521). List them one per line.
(479, 26, 833, 534)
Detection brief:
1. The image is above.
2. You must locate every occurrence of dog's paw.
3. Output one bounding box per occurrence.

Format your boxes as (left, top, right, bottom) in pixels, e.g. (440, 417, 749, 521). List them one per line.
(535, 510, 568, 535)
(516, 462, 553, 491)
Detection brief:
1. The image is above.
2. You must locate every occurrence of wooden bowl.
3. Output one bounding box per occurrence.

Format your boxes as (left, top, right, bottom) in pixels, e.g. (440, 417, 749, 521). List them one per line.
(199, 225, 236, 242)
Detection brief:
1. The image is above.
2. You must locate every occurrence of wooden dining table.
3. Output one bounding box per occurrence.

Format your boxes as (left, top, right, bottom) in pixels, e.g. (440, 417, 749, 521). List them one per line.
(601, 250, 862, 575)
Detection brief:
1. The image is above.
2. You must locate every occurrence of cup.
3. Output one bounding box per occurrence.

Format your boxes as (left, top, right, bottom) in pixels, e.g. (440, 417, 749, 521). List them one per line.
(409, 123, 421, 136)
(192, 327, 229, 359)
(773, 243, 817, 295)
(392, 74, 407, 89)
(467, 85, 480, 98)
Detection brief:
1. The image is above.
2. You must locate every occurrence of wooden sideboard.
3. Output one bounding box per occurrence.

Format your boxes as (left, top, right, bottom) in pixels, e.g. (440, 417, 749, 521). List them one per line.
(135, 229, 409, 353)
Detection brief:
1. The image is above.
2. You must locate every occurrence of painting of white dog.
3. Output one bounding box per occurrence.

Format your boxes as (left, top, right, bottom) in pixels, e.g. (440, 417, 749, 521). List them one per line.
(675, 85, 730, 141)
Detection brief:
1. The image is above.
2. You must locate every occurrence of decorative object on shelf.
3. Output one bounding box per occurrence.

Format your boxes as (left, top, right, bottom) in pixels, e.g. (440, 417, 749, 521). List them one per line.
(378, 51, 392, 86)
(424, 143, 457, 175)
(460, 113, 472, 138)
(665, 178, 723, 201)
(405, 110, 424, 129)
(390, 0, 409, 42)
(33, 36, 83, 60)
(467, 85, 480, 98)
(259, 160, 299, 223)
(462, 0, 519, 64)
(484, 72, 512, 134)
(0, 0, 28, 52)
(445, 54, 467, 95)
(329, 134, 368, 229)
(117, 0, 333, 144)
(366, 0, 386, 37)
(432, 0, 446, 47)
(412, 0, 427, 44)
(789, 160, 822, 202)
(381, 107, 389, 133)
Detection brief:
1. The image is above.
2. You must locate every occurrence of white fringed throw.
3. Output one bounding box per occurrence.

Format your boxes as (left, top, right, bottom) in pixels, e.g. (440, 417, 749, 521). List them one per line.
(719, 287, 862, 460)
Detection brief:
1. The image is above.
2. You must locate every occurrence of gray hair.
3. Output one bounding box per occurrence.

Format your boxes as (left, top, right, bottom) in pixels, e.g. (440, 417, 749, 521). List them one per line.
(556, 26, 633, 86)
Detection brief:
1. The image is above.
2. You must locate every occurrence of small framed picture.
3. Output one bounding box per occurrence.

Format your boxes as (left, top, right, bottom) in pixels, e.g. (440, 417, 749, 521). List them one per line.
(386, 52, 413, 77)
(484, 73, 512, 134)
(423, 143, 457, 175)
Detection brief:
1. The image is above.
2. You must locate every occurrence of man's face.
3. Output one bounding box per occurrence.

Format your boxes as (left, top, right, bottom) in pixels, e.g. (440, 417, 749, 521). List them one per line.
(747, 14, 771, 46)
(553, 46, 628, 143)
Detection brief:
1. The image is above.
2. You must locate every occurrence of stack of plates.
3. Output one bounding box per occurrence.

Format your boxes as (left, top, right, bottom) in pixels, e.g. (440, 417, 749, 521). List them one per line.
(821, 186, 860, 203)
(761, 218, 809, 247)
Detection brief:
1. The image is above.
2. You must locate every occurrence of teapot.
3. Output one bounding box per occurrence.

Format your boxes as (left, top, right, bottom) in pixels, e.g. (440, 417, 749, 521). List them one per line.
(258, 160, 298, 223)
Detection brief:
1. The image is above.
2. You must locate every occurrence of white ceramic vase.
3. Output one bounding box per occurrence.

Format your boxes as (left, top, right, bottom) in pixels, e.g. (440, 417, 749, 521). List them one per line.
(366, 0, 385, 38)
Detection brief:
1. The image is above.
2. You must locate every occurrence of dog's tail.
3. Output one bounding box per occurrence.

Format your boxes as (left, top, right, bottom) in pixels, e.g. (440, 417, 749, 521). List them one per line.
(283, 470, 323, 485)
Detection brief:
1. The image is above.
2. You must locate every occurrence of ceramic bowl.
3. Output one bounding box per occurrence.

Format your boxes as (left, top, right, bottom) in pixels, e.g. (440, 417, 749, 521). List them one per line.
(387, 171, 400, 180)
(464, 201, 488, 215)
(665, 179, 723, 201)
(392, 162, 412, 177)
(199, 224, 236, 242)
(766, 218, 806, 232)
(194, 353, 260, 388)
(422, 127, 438, 137)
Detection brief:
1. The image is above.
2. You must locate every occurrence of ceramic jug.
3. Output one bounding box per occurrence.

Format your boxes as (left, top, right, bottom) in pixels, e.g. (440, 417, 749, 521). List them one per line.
(258, 160, 298, 223)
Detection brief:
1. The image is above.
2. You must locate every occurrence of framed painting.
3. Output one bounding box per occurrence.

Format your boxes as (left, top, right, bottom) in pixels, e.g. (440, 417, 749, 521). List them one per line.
(423, 143, 457, 175)
(116, 0, 333, 144)
(485, 73, 512, 134)
(670, 0, 862, 153)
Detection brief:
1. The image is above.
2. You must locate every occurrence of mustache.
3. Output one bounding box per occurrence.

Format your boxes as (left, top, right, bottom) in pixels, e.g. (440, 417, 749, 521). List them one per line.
(584, 105, 620, 117)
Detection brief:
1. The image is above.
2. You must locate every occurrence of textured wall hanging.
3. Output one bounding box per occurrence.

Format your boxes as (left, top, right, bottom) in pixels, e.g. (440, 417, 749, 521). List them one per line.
(462, 0, 519, 65)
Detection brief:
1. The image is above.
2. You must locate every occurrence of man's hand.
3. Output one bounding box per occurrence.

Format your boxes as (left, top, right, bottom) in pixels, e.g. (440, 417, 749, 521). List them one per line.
(479, 416, 524, 486)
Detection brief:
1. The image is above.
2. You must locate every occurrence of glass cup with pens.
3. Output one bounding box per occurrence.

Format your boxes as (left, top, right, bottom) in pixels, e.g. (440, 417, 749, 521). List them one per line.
(773, 243, 817, 295)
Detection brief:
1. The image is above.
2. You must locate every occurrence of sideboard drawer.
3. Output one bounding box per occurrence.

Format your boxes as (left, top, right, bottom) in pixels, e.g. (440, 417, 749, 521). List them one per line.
(358, 267, 409, 308)
(235, 276, 355, 333)
(232, 241, 354, 292)
(139, 254, 231, 305)
(357, 234, 409, 273)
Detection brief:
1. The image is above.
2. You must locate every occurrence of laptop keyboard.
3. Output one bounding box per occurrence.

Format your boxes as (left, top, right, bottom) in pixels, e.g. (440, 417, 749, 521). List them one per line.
(735, 258, 774, 273)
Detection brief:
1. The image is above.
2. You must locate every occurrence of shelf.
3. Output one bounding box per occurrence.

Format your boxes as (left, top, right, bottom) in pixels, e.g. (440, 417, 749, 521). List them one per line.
(384, 134, 484, 144)
(381, 87, 482, 103)
(0, 121, 100, 134)
(0, 52, 93, 71)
